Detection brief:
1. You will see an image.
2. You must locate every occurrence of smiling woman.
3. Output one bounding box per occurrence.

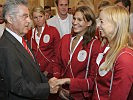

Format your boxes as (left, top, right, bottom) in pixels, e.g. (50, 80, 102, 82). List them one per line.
(92, 5, 133, 100)
(51, 6, 104, 100)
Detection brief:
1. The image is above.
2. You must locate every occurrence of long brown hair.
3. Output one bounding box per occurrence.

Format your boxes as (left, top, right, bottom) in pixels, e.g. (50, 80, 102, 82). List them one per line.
(73, 6, 96, 47)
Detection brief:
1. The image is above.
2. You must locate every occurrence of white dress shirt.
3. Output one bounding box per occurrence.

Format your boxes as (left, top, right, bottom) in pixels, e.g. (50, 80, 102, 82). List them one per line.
(33, 26, 44, 45)
(6, 28, 22, 44)
(0, 22, 5, 38)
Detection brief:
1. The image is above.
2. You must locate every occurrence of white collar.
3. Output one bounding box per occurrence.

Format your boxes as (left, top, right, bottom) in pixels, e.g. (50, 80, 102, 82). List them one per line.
(34, 26, 44, 35)
(70, 36, 83, 60)
(57, 13, 69, 22)
(6, 28, 22, 45)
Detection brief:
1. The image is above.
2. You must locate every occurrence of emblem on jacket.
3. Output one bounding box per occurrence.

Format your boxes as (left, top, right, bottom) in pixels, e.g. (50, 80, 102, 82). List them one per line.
(77, 50, 87, 62)
(43, 34, 50, 43)
(99, 62, 110, 76)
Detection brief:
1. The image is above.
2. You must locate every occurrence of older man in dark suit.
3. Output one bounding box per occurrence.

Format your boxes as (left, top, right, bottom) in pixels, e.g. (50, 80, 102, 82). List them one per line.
(0, 0, 58, 100)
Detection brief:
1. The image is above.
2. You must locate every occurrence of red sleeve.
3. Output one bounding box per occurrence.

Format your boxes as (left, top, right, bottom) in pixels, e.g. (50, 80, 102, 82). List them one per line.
(70, 39, 102, 94)
(52, 35, 70, 78)
(52, 27, 60, 59)
(45, 27, 60, 75)
(70, 78, 89, 92)
(52, 40, 62, 78)
(25, 29, 32, 42)
(110, 52, 133, 100)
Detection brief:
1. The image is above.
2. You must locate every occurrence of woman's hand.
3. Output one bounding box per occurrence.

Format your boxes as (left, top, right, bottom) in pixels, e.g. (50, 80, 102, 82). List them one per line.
(55, 78, 70, 86)
(48, 77, 71, 93)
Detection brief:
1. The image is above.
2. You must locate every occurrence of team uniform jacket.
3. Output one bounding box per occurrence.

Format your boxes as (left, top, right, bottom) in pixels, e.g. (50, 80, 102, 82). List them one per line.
(92, 47, 133, 100)
(53, 34, 103, 100)
(30, 24, 60, 74)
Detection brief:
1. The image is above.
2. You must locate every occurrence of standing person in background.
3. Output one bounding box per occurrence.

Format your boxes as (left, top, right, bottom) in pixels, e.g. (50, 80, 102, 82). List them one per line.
(0, 4, 5, 38)
(47, 0, 73, 38)
(29, 6, 60, 78)
(92, 6, 133, 100)
(44, 6, 53, 20)
(114, 0, 133, 33)
(0, 0, 59, 99)
(52, 6, 103, 100)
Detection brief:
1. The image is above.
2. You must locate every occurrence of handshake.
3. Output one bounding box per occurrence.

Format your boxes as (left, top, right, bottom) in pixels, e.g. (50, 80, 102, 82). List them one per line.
(48, 77, 70, 94)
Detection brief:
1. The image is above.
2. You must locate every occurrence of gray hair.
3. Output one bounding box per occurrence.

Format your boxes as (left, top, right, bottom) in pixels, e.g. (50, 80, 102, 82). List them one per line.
(2, 0, 28, 22)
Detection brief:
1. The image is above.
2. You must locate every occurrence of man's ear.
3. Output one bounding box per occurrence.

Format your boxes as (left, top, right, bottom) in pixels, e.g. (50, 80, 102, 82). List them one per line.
(6, 15, 13, 24)
(87, 20, 92, 27)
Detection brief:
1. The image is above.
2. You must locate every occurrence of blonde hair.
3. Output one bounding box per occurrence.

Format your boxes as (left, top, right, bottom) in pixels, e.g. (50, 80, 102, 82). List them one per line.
(76, 0, 95, 13)
(100, 6, 133, 71)
(31, 6, 45, 18)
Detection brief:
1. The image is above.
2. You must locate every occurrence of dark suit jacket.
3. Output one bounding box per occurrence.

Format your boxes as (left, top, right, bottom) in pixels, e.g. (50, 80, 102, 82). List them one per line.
(0, 30, 50, 100)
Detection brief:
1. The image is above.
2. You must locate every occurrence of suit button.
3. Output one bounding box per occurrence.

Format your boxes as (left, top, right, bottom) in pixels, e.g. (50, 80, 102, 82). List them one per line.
(1, 78, 4, 81)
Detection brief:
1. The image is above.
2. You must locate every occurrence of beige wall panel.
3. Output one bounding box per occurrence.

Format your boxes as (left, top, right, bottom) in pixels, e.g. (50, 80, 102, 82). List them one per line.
(0, 0, 133, 12)
(44, 0, 55, 7)
(0, 0, 5, 5)
(28, 0, 40, 11)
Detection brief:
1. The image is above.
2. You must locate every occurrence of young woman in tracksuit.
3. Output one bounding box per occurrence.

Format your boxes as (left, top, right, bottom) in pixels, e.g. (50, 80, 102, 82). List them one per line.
(92, 6, 133, 100)
(28, 6, 60, 78)
(51, 6, 105, 100)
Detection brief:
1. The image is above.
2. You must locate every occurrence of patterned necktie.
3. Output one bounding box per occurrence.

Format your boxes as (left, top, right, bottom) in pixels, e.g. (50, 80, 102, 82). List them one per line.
(22, 37, 34, 59)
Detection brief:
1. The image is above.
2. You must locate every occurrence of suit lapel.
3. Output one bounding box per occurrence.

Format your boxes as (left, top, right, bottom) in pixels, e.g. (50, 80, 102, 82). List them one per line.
(4, 30, 41, 73)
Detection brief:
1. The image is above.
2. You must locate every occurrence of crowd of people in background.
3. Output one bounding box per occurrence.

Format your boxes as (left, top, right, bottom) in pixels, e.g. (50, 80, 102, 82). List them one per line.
(0, 0, 133, 100)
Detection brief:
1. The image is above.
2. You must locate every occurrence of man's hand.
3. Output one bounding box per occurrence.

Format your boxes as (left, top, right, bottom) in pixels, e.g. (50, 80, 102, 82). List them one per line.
(48, 77, 59, 94)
